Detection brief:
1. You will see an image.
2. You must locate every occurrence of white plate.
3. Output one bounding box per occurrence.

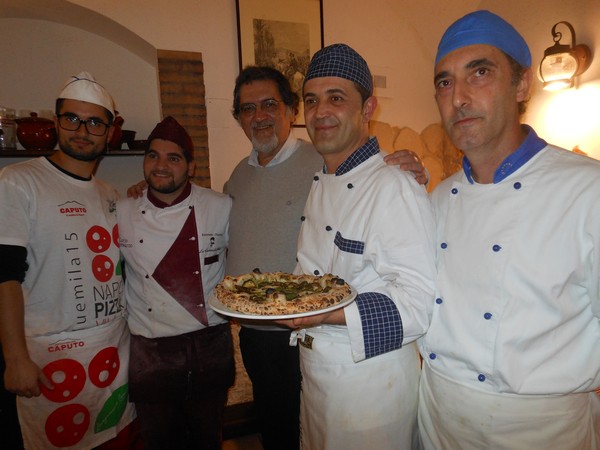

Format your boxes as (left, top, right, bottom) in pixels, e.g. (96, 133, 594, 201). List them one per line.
(208, 287, 357, 320)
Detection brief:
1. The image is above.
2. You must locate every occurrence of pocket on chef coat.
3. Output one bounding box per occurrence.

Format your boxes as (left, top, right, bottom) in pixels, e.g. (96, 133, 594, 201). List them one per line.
(334, 231, 364, 255)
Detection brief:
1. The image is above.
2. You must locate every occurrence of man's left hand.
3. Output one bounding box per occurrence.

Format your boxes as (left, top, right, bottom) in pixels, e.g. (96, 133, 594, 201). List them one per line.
(384, 149, 428, 186)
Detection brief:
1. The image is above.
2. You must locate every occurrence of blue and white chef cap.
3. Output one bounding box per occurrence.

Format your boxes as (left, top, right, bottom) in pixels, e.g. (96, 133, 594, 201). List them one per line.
(435, 10, 531, 68)
(305, 43, 373, 96)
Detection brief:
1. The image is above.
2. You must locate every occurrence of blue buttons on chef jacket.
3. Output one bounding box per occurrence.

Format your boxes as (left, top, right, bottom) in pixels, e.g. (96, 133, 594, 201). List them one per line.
(492, 244, 501, 252)
(429, 353, 437, 360)
(441, 242, 447, 249)
(513, 182, 522, 190)
(347, 183, 354, 189)
(478, 374, 486, 382)
(436, 298, 443, 304)
(451, 188, 458, 195)
(484, 312, 492, 320)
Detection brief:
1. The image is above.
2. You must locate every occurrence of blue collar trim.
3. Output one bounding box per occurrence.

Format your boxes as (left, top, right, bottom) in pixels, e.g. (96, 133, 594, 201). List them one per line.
(462, 125, 547, 184)
(333, 136, 380, 176)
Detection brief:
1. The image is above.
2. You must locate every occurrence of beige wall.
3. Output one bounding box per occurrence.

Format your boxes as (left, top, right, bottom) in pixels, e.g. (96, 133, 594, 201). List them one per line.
(1, 0, 599, 193)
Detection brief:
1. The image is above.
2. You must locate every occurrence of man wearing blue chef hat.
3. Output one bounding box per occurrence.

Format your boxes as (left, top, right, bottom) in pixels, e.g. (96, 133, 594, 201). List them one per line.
(419, 10, 600, 449)
(279, 43, 436, 449)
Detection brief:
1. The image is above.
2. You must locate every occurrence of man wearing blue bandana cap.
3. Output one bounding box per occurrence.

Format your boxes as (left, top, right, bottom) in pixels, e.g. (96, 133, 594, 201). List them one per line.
(419, 10, 600, 449)
(279, 43, 436, 449)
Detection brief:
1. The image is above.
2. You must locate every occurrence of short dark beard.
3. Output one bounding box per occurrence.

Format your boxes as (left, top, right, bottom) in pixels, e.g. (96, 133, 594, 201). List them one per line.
(148, 181, 178, 194)
(145, 175, 189, 195)
(59, 140, 106, 162)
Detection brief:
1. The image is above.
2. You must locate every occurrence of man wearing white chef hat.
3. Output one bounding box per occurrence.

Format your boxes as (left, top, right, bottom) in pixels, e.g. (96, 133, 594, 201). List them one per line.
(419, 10, 600, 449)
(0, 71, 139, 449)
(58, 71, 116, 117)
(279, 43, 437, 449)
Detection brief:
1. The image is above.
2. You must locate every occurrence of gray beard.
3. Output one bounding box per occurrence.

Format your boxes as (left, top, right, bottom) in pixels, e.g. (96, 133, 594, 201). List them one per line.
(252, 133, 279, 154)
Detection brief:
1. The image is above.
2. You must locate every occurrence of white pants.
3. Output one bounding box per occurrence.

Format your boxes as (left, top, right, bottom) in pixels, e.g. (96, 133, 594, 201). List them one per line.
(418, 364, 600, 450)
(299, 327, 421, 450)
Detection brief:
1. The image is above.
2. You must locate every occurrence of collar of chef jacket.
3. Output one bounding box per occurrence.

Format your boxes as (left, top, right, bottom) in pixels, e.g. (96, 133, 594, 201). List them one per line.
(333, 136, 380, 176)
(462, 125, 547, 184)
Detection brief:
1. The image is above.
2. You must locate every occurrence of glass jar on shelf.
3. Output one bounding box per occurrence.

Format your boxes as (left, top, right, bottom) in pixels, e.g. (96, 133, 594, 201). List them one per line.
(0, 106, 17, 150)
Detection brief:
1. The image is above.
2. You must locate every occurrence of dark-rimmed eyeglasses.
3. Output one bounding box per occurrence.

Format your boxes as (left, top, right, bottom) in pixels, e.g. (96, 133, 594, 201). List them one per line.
(57, 114, 110, 136)
(238, 99, 282, 117)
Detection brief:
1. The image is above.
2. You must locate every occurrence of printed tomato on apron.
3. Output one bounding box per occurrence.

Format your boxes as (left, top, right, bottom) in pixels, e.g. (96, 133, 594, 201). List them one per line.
(17, 317, 135, 450)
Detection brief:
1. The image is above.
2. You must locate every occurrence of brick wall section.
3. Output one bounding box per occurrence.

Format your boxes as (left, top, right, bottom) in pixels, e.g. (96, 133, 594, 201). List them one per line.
(156, 49, 211, 188)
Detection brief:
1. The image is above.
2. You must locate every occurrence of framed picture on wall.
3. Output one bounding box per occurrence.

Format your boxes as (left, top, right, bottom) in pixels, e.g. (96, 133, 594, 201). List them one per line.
(236, 0, 324, 127)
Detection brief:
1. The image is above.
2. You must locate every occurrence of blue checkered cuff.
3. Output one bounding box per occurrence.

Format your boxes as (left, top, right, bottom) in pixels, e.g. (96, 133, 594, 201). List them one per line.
(356, 292, 403, 359)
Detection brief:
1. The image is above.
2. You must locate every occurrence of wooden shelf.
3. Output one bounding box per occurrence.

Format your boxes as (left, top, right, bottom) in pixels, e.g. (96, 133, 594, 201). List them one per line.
(105, 150, 146, 156)
(0, 149, 144, 157)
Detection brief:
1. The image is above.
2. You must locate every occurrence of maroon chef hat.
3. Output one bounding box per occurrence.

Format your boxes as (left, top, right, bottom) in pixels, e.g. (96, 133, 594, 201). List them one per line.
(147, 116, 194, 161)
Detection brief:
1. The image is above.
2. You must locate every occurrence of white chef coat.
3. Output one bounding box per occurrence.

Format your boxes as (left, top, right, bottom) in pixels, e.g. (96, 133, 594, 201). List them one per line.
(118, 183, 231, 338)
(296, 140, 436, 449)
(420, 138, 600, 448)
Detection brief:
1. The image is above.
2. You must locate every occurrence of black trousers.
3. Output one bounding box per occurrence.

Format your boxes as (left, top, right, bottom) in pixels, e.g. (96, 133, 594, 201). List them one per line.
(239, 326, 301, 450)
(129, 324, 235, 450)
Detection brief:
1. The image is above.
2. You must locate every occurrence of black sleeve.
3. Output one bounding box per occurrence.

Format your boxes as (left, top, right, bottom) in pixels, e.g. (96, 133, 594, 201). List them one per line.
(0, 245, 28, 283)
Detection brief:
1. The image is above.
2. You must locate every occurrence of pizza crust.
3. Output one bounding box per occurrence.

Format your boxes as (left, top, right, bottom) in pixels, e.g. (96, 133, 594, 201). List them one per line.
(214, 272, 352, 316)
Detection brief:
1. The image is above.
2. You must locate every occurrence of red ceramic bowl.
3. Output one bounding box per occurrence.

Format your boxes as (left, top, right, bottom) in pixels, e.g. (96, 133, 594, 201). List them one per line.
(15, 113, 57, 150)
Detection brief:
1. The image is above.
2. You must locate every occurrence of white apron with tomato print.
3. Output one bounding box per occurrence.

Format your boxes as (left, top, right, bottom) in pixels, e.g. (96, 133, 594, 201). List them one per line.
(17, 317, 135, 450)
(0, 158, 135, 449)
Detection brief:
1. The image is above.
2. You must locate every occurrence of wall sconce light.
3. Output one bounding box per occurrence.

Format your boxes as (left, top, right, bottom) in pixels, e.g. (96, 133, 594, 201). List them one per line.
(538, 21, 592, 91)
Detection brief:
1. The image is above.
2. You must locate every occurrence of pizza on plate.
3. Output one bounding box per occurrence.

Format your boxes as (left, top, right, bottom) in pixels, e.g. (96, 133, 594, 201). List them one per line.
(213, 271, 352, 316)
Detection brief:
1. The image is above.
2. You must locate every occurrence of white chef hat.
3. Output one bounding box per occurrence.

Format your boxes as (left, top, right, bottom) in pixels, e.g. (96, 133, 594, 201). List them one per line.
(58, 71, 115, 117)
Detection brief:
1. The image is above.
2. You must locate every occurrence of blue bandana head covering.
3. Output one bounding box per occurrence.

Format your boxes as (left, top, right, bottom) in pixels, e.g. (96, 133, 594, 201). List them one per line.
(435, 10, 531, 68)
(305, 43, 373, 96)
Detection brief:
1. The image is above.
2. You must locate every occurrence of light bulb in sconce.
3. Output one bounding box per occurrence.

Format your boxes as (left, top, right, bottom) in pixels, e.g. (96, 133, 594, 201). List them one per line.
(538, 21, 592, 91)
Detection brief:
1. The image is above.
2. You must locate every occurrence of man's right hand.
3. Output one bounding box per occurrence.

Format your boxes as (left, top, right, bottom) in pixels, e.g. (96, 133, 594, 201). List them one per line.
(126, 180, 147, 198)
(4, 356, 53, 398)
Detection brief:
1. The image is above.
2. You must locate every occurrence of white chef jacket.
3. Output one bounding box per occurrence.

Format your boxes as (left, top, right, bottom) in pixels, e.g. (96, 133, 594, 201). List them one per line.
(420, 128, 600, 448)
(117, 183, 231, 338)
(296, 138, 436, 449)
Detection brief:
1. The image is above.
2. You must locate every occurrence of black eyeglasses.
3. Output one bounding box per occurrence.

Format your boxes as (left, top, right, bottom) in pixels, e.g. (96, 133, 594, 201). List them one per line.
(238, 99, 282, 117)
(57, 114, 110, 136)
